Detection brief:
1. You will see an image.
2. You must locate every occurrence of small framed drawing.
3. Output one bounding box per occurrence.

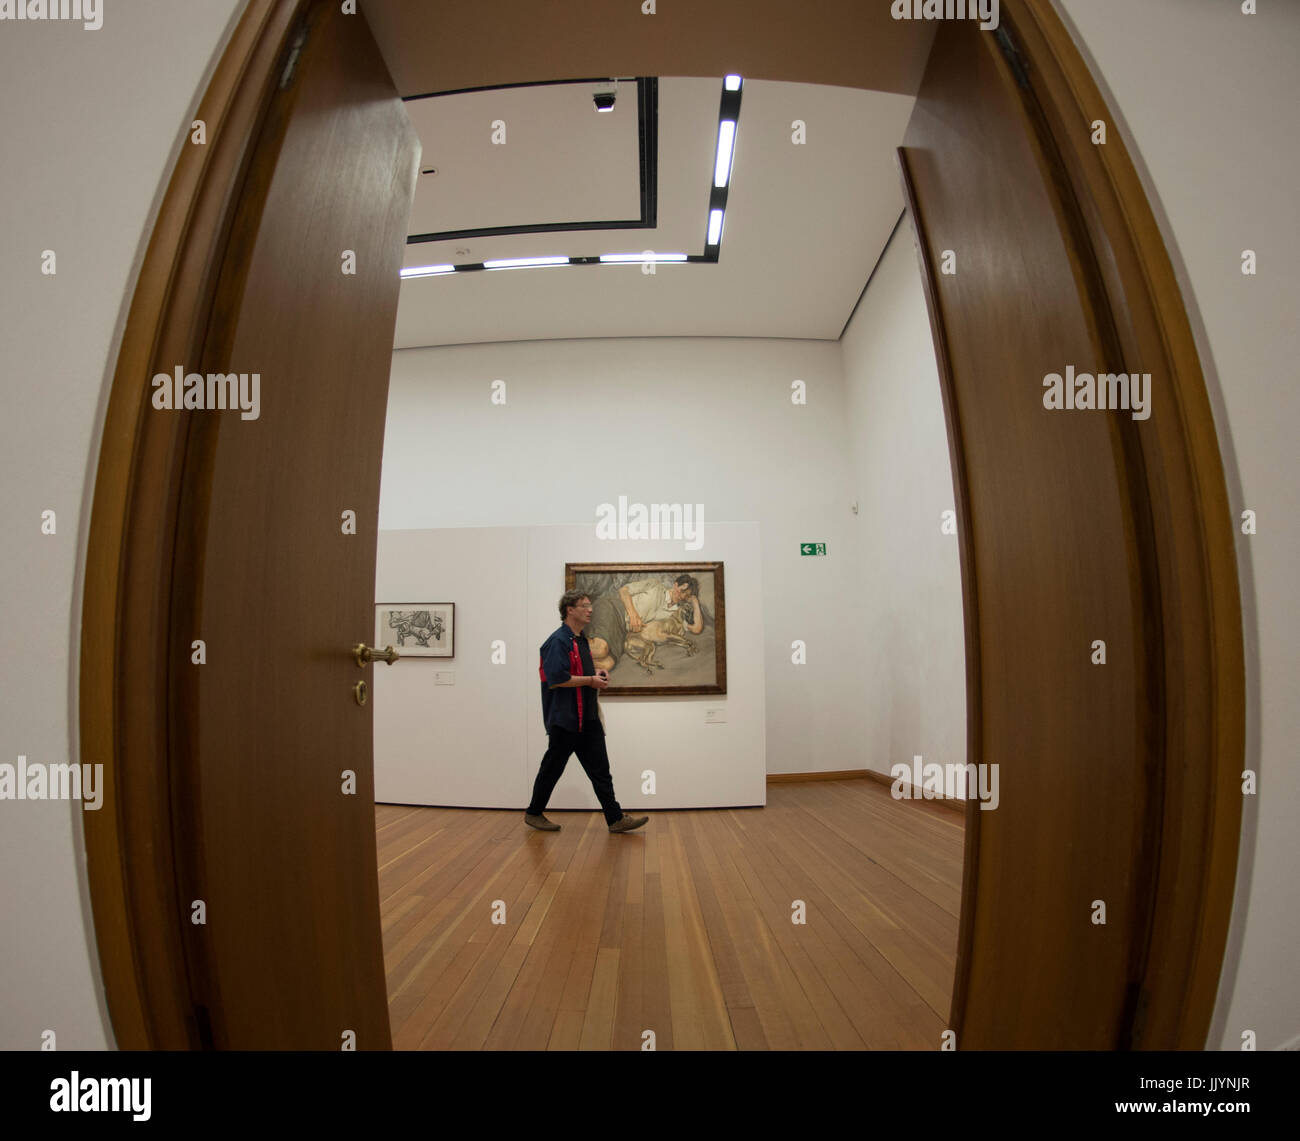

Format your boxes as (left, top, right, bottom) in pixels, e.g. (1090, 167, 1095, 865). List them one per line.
(375, 603, 454, 658)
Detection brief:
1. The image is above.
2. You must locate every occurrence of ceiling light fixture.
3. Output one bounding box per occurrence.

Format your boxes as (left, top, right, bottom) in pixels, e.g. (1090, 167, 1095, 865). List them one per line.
(703, 75, 741, 254)
(400, 264, 456, 278)
(598, 252, 688, 263)
(593, 78, 619, 113)
(483, 256, 572, 270)
(714, 120, 737, 188)
(707, 209, 725, 246)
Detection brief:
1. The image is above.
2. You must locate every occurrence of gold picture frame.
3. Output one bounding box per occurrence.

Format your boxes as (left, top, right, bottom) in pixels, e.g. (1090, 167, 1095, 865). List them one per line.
(564, 562, 725, 696)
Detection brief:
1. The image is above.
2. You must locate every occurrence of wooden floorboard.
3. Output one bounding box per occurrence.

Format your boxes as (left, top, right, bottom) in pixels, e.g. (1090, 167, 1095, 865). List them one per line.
(375, 779, 964, 1050)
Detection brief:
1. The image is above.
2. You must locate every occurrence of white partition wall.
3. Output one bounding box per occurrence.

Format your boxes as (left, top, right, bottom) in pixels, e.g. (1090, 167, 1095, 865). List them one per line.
(374, 522, 766, 810)
(372, 527, 528, 809)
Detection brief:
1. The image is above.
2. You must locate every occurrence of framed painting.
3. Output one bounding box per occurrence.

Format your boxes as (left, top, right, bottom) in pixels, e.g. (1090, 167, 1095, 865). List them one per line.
(375, 602, 454, 658)
(564, 562, 725, 695)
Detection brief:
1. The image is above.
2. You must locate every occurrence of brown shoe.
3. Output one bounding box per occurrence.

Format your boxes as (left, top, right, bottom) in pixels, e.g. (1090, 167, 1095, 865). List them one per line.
(524, 813, 560, 831)
(608, 814, 648, 833)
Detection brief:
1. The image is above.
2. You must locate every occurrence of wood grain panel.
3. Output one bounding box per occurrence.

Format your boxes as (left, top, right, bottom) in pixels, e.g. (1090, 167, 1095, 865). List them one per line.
(902, 16, 1149, 1048)
(376, 778, 961, 1050)
(168, 0, 420, 1048)
(1009, 1, 1244, 1050)
(900, 2, 1243, 1048)
(80, 0, 307, 1050)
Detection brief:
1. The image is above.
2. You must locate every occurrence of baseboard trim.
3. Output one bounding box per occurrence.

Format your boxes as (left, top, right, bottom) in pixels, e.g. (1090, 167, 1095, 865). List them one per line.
(767, 768, 966, 814)
(766, 768, 873, 784)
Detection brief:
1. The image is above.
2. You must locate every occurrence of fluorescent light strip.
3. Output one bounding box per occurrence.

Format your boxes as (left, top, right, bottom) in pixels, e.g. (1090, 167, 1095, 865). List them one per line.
(598, 252, 688, 263)
(714, 119, 737, 188)
(483, 256, 571, 270)
(724, 74, 742, 91)
(400, 264, 456, 278)
(707, 209, 724, 246)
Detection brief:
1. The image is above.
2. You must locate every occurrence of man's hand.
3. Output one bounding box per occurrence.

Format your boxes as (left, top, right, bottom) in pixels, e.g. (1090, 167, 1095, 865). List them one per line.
(590, 672, 610, 689)
(628, 613, 643, 633)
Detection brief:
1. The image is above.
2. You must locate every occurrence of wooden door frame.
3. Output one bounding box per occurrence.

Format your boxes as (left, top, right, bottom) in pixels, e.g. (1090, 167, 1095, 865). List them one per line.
(898, 3, 1240, 1049)
(81, 0, 315, 1048)
(81, 0, 1242, 1049)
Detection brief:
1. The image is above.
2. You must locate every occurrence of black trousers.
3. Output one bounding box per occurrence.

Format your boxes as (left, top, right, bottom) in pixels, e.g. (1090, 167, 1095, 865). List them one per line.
(527, 721, 623, 826)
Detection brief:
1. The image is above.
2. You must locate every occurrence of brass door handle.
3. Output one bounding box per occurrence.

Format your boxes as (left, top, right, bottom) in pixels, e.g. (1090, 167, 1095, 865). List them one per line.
(353, 643, 400, 667)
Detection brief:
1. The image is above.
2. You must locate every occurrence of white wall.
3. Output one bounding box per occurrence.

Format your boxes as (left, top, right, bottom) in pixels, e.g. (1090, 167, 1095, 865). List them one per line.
(380, 337, 872, 777)
(373, 524, 766, 811)
(1054, 0, 1300, 1050)
(840, 220, 967, 788)
(0, 2, 244, 1049)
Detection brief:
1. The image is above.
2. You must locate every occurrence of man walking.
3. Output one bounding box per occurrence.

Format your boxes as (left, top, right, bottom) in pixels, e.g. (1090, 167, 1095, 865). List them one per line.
(526, 590, 649, 834)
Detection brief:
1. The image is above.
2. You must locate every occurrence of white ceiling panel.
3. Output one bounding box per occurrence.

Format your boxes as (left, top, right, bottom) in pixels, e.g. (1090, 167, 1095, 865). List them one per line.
(403, 81, 643, 239)
(402, 77, 720, 268)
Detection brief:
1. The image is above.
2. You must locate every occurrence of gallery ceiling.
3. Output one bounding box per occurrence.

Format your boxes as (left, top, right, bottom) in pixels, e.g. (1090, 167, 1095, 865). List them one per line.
(390, 75, 915, 348)
(364, 0, 930, 348)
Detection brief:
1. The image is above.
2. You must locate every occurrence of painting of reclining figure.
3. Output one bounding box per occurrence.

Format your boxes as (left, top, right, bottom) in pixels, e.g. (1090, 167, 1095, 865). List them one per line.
(565, 562, 726, 696)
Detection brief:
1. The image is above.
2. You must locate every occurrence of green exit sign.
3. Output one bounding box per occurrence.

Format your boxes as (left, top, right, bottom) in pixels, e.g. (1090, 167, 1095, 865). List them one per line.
(800, 542, 827, 556)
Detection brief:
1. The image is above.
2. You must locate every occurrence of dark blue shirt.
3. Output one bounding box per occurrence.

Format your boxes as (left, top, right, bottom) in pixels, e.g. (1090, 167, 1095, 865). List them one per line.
(539, 623, 599, 734)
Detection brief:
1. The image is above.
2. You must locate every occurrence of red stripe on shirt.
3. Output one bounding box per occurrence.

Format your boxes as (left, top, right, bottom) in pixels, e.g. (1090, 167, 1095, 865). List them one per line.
(569, 637, 584, 730)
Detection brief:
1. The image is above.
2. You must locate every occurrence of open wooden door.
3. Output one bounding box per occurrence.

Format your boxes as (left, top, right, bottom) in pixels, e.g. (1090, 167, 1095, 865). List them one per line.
(82, 0, 419, 1049)
(172, 0, 419, 1049)
(899, 8, 1242, 1049)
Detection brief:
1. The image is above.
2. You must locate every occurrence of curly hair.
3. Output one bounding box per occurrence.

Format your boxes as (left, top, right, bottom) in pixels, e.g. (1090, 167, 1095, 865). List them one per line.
(558, 589, 591, 620)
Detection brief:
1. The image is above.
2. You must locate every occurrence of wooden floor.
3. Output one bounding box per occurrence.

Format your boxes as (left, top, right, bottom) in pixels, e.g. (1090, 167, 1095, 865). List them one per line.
(376, 778, 964, 1049)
